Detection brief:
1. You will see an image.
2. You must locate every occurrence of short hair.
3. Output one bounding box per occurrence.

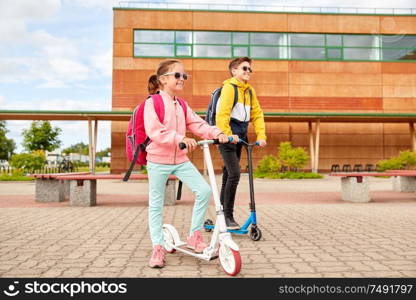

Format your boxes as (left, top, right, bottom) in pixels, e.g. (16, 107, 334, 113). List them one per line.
(228, 57, 252, 76)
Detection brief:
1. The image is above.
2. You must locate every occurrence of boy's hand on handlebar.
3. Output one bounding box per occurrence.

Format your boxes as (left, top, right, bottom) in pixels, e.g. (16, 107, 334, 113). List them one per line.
(182, 137, 197, 152)
(257, 140, 267, 147)
(230, 135, 239, 144)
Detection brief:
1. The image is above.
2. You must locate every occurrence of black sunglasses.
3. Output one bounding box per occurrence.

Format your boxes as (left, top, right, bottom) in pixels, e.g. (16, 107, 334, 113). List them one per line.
(242, 66, 253, 73)
(162, 72, 189, 80)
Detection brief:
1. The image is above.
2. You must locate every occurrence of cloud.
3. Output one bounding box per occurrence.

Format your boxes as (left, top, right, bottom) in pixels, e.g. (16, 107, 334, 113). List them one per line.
(1, 97, 110, 111)
(65, 0, 119, 9)
(90, 48, 113, 77)
(0, 0, 61, 44)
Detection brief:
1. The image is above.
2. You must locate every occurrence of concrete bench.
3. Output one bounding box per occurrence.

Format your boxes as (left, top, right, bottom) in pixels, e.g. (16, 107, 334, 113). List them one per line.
(32, 172, 89, 203)
(330, 171, 416, 202)
(55, 174, 178, 207)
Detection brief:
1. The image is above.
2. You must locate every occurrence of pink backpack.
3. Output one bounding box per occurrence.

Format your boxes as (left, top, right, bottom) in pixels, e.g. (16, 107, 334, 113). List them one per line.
(123, 93, 187, 181)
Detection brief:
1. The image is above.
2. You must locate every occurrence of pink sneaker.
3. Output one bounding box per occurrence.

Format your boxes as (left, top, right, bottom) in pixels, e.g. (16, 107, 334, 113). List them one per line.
(186, 230, 208, 253)
(148, 245, 165, 268)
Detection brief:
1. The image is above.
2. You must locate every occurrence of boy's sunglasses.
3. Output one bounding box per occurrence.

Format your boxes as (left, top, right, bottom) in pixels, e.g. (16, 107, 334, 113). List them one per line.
(241, 66, 253, 73)
(161, 72, 189, 80)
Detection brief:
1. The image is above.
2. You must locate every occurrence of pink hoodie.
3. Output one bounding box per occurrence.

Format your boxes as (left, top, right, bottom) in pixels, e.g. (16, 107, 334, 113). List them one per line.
(144, 90, 223, 165)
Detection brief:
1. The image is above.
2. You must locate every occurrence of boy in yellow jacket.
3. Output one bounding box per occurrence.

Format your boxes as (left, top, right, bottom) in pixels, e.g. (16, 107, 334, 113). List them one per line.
(215, 57, 267, 229)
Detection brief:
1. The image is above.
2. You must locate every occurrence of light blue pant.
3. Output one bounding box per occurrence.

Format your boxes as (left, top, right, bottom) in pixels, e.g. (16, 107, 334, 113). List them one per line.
(146, 161, 212, 246)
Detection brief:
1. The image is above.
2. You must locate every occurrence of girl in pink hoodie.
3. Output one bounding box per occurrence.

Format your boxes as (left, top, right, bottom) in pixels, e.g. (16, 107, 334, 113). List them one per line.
(144, 59, 236, 268)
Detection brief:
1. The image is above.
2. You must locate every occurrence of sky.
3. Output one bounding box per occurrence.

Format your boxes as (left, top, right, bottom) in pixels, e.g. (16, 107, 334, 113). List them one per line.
(1, 0, 415, 153)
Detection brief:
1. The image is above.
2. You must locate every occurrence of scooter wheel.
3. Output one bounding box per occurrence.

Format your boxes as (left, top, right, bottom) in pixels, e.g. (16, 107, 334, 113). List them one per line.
(249, 226, 262, 241)
(219, 243, 241, 276)
(204, 219, 213, 232)
(162, 227, 176, 253)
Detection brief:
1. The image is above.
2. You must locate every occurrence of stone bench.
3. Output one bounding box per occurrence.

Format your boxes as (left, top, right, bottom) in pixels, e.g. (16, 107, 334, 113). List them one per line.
(330, 171, 416, 202)
(55, 174, 178, 207)
(32, 172, 89, 203)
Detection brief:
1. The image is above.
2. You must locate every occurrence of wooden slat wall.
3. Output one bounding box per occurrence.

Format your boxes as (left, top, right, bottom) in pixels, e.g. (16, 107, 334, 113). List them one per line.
(111, 9, 416, 173)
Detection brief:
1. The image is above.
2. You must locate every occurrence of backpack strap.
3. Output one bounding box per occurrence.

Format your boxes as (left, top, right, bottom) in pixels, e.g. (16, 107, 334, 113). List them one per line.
(123, 93, 166, 182)
(151, 93, 165, 123)
(230, 83, 238, 109)
(176, 97, 188, 119)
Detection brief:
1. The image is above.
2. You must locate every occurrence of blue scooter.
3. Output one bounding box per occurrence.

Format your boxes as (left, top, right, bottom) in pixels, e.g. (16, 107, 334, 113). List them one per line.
(204, 139, 262, 241)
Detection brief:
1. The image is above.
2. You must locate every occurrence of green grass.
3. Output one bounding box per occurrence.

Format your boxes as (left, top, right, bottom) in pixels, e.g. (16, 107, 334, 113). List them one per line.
(76, 166, 110, 173)
(254, 171, 324, 179)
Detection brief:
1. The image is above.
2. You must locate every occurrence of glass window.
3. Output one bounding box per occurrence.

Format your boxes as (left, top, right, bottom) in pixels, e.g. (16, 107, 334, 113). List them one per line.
(382, 48, 416, 60)
(193, 45, 231, 58)
(193, 32, 231, 44)
(176, 31, 192, 44)
(176, 45, 192, 56)
(344, 48, 378, 60)
(327, 48, 342, 59)
(134, 30, 174, 43)
(290, 47, 325, 59)
(343, 35, 376, 47)
(326, 34, 342, 46)
(134, 44, 174, 57)
(250, 33, 285, 45)
(233, 32, 249, 45)
(382, 35, 416, 49)
(290, 34, 325, 46)
(131, 30, 416, 62)
(251, 46, 287, 59)
(233, 47, 248, 57)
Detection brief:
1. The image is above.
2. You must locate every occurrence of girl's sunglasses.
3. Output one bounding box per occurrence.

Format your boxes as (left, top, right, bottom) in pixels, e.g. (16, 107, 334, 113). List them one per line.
(241, 66, 253, 73)
(162, 72, 189, 80)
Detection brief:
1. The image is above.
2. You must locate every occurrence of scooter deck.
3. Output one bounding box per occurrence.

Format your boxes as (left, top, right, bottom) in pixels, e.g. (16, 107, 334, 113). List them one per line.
(168, 242, 218, 261)
(204, 224, 249, 235)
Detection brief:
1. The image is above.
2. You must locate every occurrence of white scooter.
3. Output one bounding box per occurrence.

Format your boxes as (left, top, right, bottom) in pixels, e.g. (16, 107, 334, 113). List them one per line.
(162, 139, 242, 276)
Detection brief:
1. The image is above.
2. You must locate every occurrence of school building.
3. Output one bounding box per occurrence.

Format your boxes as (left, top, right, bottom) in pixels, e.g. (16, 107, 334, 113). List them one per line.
(111, 3, 416, 174)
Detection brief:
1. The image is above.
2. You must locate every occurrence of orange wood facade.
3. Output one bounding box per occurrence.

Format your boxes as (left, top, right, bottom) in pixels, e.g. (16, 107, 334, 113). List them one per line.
(111, 9, 416, 173)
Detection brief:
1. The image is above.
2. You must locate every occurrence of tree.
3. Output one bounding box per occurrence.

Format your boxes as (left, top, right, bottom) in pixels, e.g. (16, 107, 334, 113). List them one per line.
(9, 150, 46, 173)
(62, 142, 89, 155)
(0, 121, 16, 160)
(22, 121, 62, 152)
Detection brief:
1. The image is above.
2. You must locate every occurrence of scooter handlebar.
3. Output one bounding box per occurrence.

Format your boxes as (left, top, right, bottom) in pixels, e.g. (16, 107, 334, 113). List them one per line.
(179, 136, 234, 150)
(238, 138, 260, 147)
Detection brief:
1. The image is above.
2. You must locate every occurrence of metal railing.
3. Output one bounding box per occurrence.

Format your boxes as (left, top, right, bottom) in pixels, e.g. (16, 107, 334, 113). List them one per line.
(118, 1, 416, 15)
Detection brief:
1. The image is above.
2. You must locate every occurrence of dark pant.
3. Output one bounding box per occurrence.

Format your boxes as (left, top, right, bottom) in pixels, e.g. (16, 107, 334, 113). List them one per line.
(218, 140, 245, 218)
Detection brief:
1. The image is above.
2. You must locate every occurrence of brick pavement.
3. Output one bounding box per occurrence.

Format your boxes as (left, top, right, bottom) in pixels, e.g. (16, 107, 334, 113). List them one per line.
(0, 204, 415, 278)
(0, 176, 415, 278)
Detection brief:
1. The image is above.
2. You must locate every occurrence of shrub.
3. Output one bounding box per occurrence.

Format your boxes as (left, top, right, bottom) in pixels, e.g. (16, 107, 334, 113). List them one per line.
(278, 141, 309, 171)
(255, 155, 281, 174)
(9, 150, 46, 174)
(376, 150, 416, 171)
(96, 162, 110, 168)
(253, 141, 319, 179)
(398, 150, 416, 169)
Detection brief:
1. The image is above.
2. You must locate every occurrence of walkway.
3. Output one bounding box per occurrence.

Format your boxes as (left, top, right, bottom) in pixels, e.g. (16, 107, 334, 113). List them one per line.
(0, 175, 415, 277)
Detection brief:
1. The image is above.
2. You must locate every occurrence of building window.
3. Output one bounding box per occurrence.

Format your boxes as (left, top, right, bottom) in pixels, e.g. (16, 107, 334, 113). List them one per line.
(133, 30, 416, 62)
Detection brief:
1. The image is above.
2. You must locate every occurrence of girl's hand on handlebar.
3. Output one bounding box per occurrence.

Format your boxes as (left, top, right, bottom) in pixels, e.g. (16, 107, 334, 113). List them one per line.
(257, 140, 267, 147)
(217, 133, 229, 144)
(182, 137, 197, 152)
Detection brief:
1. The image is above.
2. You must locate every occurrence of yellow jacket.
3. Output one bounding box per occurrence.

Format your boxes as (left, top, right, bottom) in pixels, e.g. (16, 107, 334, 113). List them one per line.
(215, 77, 267, 141)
